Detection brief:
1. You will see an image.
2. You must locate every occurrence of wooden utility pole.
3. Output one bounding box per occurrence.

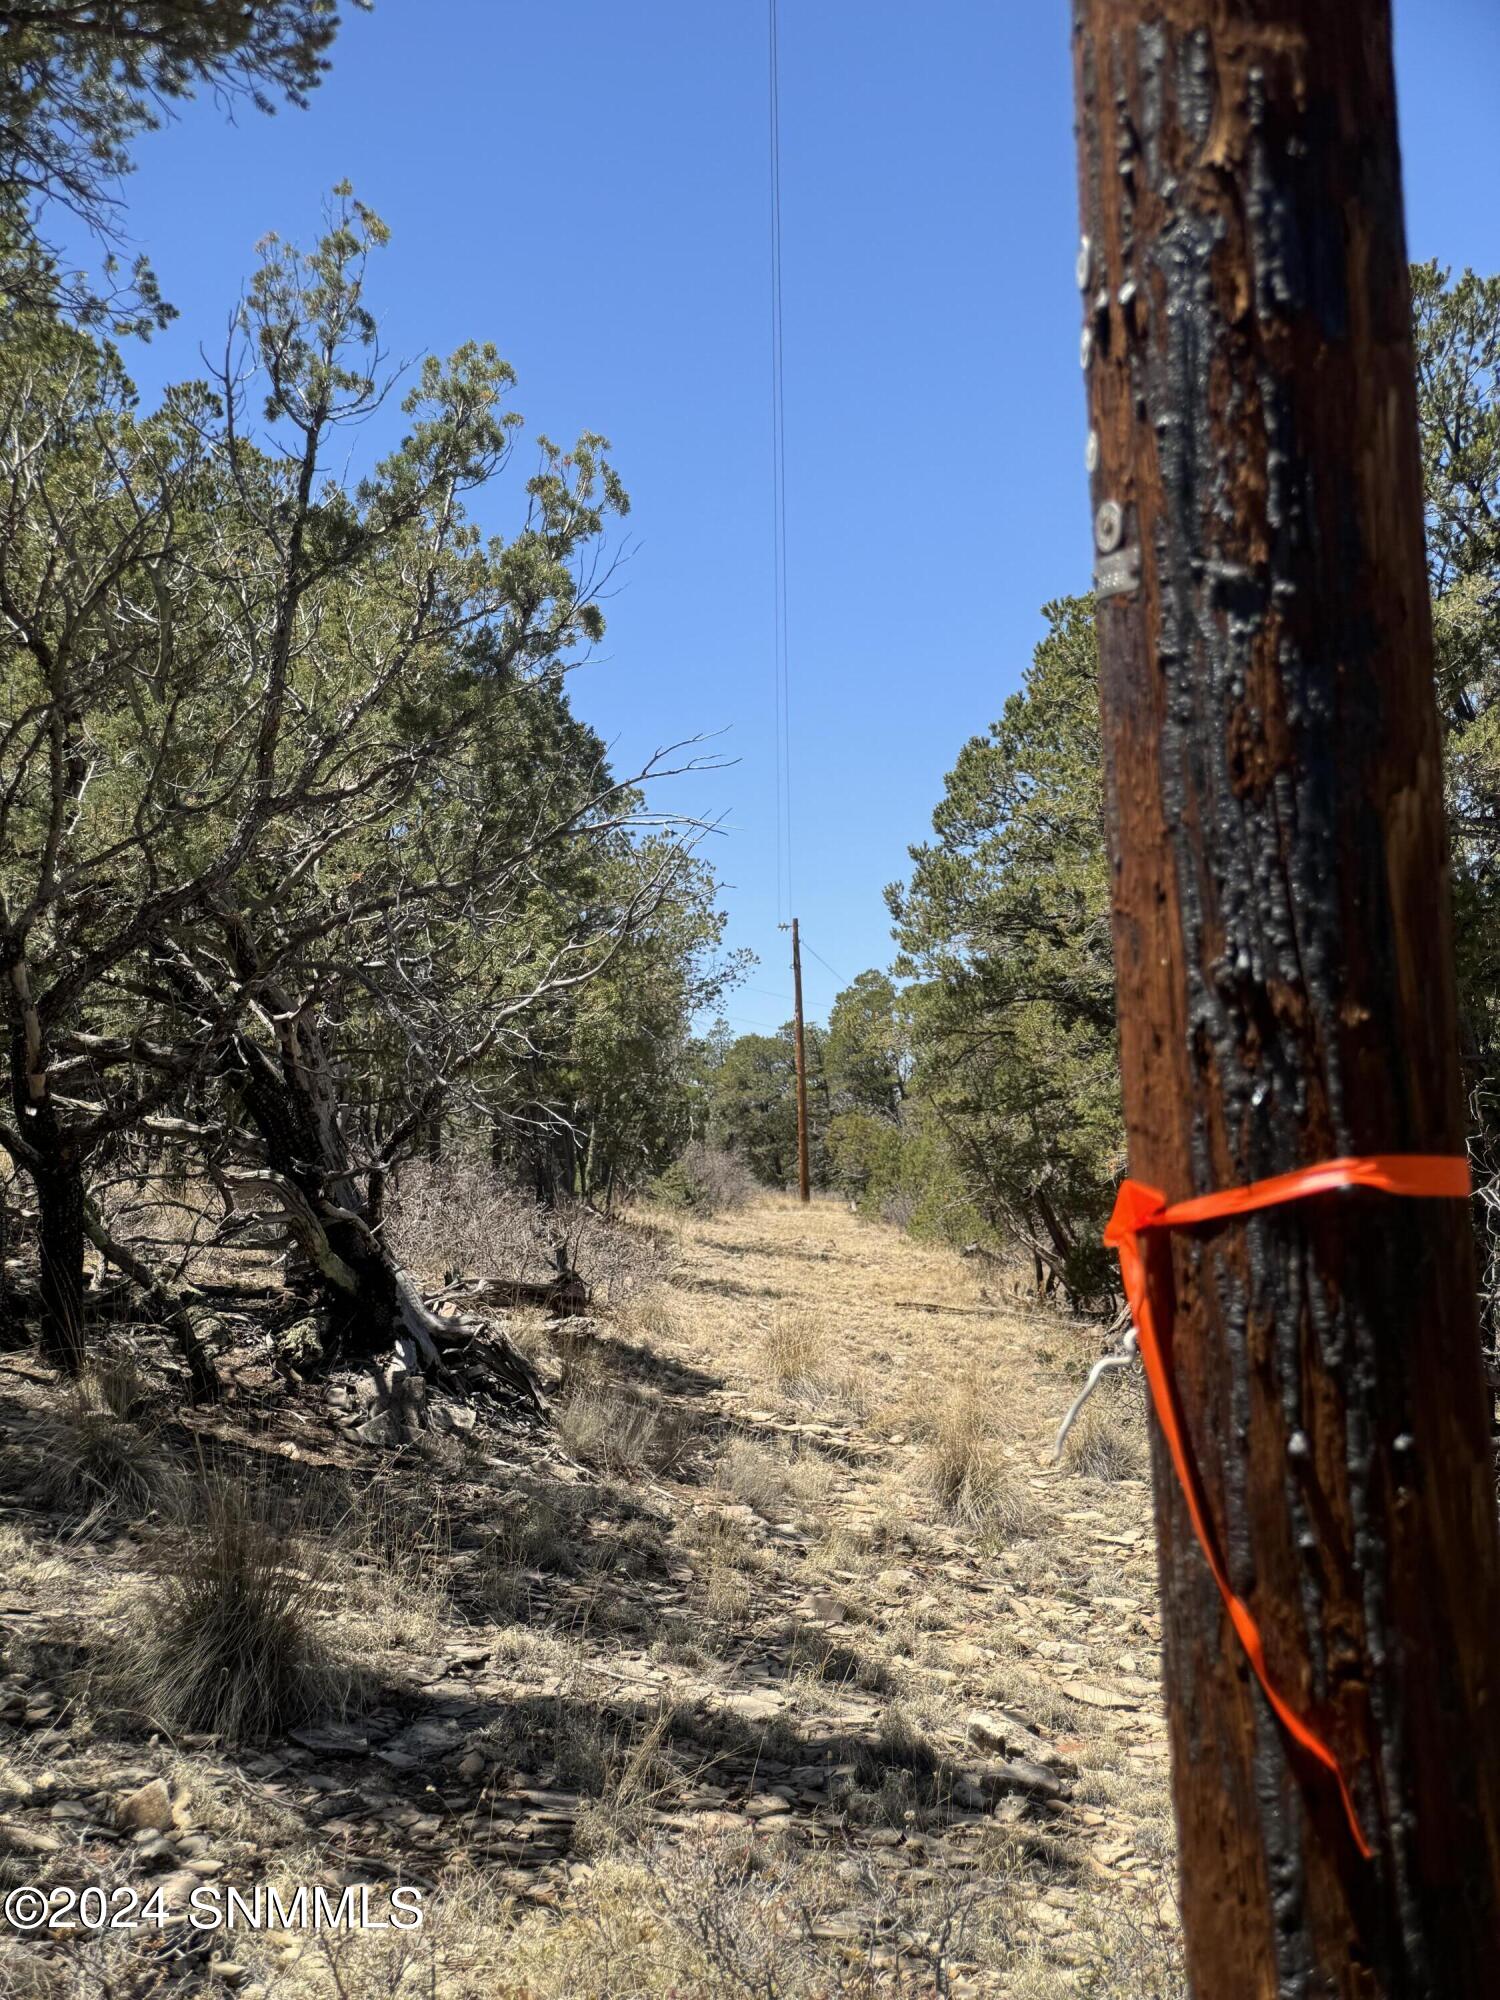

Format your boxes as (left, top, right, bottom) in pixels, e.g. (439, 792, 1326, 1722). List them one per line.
(1070, 4, 1500, 1991)
(790, 917, 811, 1203)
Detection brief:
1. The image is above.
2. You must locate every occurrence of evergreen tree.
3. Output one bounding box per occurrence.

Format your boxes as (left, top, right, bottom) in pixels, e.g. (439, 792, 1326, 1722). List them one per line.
(0, 0, 360, 328)
(888, 597, 1120, 1302)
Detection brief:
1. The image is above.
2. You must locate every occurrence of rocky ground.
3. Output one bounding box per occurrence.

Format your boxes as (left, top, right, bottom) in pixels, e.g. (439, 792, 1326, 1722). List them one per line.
(0, 1194, 1183, 1997)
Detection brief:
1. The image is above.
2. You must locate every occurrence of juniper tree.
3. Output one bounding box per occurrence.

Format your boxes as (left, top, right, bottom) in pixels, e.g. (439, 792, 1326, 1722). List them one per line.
(1, 193, 716, 1385)
(0, 0, 359, 328)
(889, 595, 1120, 1300)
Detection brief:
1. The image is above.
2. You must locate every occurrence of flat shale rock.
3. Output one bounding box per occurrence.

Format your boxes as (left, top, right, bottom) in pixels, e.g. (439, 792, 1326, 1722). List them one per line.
(116, 1779, 175, 1833)
(287, 1723, 372, 1756)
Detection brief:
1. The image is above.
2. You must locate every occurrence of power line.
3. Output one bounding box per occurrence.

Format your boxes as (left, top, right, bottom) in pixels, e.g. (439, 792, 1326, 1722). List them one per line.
(768, 0, 794, 923)
(803, 941, 850, 987)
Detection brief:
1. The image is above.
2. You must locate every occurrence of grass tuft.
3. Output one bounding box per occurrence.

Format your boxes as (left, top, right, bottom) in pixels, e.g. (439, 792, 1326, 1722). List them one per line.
(107, 1479, 347, 1742)
(761, 1304, 825, 1389)
(1063, 1391, 1147, 1481)
(556, 1363, 693, 1476)
(922, 1377, 1044, 1539)
(717, 1436, 831, 1521)
(2, 1370, 180, 1523)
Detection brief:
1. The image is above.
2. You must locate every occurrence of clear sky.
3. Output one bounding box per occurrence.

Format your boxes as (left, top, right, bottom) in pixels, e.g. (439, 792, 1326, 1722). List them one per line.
(80, 0, 1500, 1030)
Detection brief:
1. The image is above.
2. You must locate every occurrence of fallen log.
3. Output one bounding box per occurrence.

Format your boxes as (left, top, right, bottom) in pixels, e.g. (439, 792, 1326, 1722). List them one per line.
(434, 1270, 590, 1319)
(893, 1298, 1015, 1320)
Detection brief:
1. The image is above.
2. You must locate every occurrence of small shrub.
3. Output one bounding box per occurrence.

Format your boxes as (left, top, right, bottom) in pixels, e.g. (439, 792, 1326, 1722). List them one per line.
(1066, 1896, 1187, 2000)
(651, 1143, 755, 1215)
(385, 1158, 550, 1280)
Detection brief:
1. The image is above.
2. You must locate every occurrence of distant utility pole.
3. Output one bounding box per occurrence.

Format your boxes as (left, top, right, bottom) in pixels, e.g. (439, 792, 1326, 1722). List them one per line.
(1070, 2, 1500, 1991)
(790, 918, 811, 1204)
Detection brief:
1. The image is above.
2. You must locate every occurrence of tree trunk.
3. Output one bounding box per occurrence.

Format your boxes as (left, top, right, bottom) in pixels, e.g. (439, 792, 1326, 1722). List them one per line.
(6, 964, 85, 1372)
(1031, 1186, 1079, 1308)
(224, 1023, 539, 1403)
(1070, 3, 1500, 1991)
(82, 1200, 219, 1403)
(34, 1153, 85, 1375)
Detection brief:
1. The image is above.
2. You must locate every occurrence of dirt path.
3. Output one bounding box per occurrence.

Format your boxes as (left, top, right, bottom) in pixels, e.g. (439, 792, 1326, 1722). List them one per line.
(0, 1193, 1181, 1998)
(643, 1195, 1180, 1988)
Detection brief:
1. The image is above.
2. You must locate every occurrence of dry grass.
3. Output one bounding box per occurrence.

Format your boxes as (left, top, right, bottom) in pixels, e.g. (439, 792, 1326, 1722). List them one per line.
(718, 1435, 831, 1520)
(568, 1703, 685, 1853)
(557, 1371, 694, 1475)
(788, 1623, 895, 1694)
(499, 1825, 1016, 1998)
(615, 1283, 685, 1347)
(0, 1190, 1177, 1999)
(478, 1488, 589, 1616)
(1007, 1896, 1187, 2000)
(387, 1158, 674, 1305)
(653, 1141, 758, 1215)
(678, 1505, 762, 1636)
(0, 1520, 72, 1598)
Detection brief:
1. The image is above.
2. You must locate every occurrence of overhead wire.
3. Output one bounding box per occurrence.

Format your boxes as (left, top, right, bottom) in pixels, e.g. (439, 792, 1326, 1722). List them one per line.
(803, 941, 849, 987)
(768, 0, 794, 924)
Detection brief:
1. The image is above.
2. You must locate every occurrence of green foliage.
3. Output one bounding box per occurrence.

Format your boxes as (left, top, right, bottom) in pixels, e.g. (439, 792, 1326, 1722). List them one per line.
(824, 1110, 904, 1200)
(0, 0, 359, 329)
(888, 596, 1120, 1302)
(870, 269, 1500, 1311)
(0, 192, 735, 1361)
(1413, 261, 1500, 1331)
(696, 1023, 830, 1190)
(1414, 261, 1500, 597)
(1413, 262, 1500, 1060)
(652, 272, 1500, 1324)
(825, 970, 910, 1118)
(690, 966, 980, 1242)
(497, 847, 750, 1203)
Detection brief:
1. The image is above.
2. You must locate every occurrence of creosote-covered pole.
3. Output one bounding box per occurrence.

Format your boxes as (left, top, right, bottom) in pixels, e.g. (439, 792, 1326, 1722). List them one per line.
(790, 917, 811, 1203)
(1069, 3, 1500, 1992)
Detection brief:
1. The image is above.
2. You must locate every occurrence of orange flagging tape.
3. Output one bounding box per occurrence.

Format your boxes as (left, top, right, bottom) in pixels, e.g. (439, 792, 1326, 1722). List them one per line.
(1103, 1153, 1471, 1861)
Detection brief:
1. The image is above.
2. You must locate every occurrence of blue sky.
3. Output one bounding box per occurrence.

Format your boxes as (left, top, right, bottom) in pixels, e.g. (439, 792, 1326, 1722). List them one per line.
(81, 0, 1500, 1030)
